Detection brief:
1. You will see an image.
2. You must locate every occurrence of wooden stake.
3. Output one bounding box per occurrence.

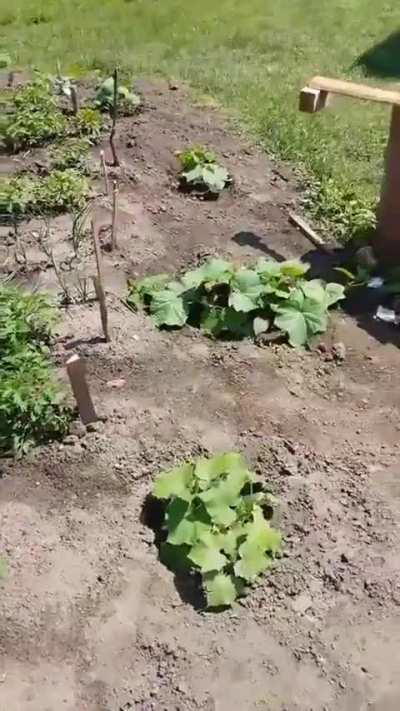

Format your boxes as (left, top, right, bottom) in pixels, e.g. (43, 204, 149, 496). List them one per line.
(91, 219, 110, 341)
(66, 354, 97, 424)
(70, 85, 79, 115)
(111, 181, 118, 250)
(100, 150, 109, 195)
(110, 68, 120, 167)
(288, 211, 332, 253)
(374, 105, 400, 262)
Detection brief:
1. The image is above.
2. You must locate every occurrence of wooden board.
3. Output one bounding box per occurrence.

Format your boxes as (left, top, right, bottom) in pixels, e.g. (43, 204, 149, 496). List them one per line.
(309, 76, 400, 107)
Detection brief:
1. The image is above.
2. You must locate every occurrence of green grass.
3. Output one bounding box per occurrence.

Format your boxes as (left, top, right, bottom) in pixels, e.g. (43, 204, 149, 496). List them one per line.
(1, 0, 399, 239)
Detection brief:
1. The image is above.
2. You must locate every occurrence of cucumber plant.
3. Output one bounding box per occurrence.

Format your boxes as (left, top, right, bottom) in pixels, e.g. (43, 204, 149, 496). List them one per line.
(127, 257, 345, 347)
(94, 76, 141, 115)
(152, 452, 281, 608)
(178, 146, 230, 195)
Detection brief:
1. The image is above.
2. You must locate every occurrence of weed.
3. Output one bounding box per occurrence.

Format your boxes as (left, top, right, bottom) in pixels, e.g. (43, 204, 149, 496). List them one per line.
(74, 107, 103, 143)
(152, 452, 281, 608)
(2, 75, 67, 151)
(127, 257, 345, 347)
(0, 285, 71, 456)
(0, 170, 89, 218)
(178, 146, 230, 195)
(51, 137, 91, 172)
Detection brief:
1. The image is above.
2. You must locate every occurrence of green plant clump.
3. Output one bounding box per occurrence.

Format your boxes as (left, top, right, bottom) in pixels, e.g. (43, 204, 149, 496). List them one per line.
(0, 169, 89, 218)
(0, 285, 71, 456)
(178, 146, 230, 195)
(153, 452, 282, 608)
(51, 137, 91, 171)
(2, 75, 67, 151)
(94, 76, 141, 115)
(127, 257, 345, 347)
(74, 107, 103, 143)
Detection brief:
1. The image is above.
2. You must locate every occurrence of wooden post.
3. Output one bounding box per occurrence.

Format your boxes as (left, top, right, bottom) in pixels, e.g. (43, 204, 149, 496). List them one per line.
(111, 181, 118, 250)
(66, 354, 97, 424)
(70, 86, 79, 115)
(110, 68, 120, 167)
(299, 75, 400, 264)
(100, 150, 109, 195)
(91, 219, 110, 341)
(374, 105, 400, 263)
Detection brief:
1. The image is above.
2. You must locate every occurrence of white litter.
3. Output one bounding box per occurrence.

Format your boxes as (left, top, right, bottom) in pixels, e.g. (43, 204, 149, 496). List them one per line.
(375, 305, 399, 324)
(368, 277, 384, 289)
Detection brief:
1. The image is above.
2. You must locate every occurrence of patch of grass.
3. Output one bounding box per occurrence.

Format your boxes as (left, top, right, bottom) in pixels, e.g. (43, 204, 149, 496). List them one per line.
(1, 0, 398, 240)
(0, 285, 71, 456)
(1, 169, 89, 218)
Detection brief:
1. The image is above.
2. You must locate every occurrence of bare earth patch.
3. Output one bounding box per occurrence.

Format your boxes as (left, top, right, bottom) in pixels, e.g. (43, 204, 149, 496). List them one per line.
(1, 81, 400, 711)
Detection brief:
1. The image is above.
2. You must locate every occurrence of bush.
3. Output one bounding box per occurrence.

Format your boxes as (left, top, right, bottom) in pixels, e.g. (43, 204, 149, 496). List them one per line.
(0, 169, 89, 218)
(0, 285, 71, 456)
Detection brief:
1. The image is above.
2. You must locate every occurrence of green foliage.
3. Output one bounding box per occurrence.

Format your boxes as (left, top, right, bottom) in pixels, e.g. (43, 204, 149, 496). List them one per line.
(74, 107, 103, 142)
(304, 178, 377, 243)
(94, 76, 141, 115)
(2, 75, 67, 151)
(127, 257, 345, 347)
(0, 170, 89, 218)
(0, 52, 11, 68)
(51, 138, 91, 171)
(153, 452, 281, 608)
(178, 146, 230, 195)
(0, 286, 71, 456)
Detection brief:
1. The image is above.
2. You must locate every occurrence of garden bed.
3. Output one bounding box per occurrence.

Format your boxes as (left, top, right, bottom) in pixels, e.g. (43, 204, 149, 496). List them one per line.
(1, 79, 400, 710)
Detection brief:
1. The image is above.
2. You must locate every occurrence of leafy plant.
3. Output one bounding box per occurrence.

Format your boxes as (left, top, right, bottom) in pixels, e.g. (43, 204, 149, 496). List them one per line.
(74, 107, 103, 142)
(127, 257, 345, 347)
(152, 452, 281, 608)
(0, 170, 89, 218)
(178, 146, 230, 195)
(51, 138, 91, 171)
(94, 76, 141, 115)
(2, 75, 67, 151)
(0, 285, 72, 456)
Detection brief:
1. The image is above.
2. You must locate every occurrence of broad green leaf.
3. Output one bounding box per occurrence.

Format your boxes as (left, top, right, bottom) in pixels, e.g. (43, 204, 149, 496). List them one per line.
(182, 258, 233, 289)
(167, 517, 210, 545)
(229, 269, 263, 312)
(188, 542, 228, 573)
(203, 164, 229, 193)
(199, 468, 248, 526)
(153, 462, 194, 501)
(184, 165, 204, 183)
(134, 274, 170, 296)
(205, 572, 238, 607)
(255, 259, 282, 280)
(200, 306, 226, 336)
(159, 542, 191, 573)
(219, 527, 245, 558)
(273, 289, 327, 347)
(325, 282, 345, 307)
(234, 540, 270, 581)
(222, 308, 254, 337)
(166, 497, 189, 533)
(253, 316, 270, 336)
(150, 288, 188, 327)
(195, 452, 249, 488)
(279, 260, 310, 278)
(301, 279, 326, 304)
(273, 305, 308, 346)
(245, 507, 282, 554)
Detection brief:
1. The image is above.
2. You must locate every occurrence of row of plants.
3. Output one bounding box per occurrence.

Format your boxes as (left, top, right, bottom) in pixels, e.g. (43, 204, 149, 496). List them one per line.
(127, 257, 345, 347)
(1, 170, 89, 218)
(0, 285, 71, 456)
(153, 452, 281, 608)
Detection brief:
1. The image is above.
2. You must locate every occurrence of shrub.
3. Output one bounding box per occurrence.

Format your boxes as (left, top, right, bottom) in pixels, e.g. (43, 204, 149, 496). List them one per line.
(127, 257, 345, 347)
(0, 169, 89, 218)
(2, 75, 67, 151)
(0, 285, 71, 456)
(152, 452, 282, 608)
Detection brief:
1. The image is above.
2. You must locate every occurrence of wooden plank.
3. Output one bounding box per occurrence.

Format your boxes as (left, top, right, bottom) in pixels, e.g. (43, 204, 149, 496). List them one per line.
(66, 354, 97, 424)
(288, 211, 332, 253)
(374, 105, 400, 262)
(309, 75, 400, 107)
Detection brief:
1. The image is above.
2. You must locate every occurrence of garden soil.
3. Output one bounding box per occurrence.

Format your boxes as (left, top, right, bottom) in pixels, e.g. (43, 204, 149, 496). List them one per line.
(1, 81, 400, 711)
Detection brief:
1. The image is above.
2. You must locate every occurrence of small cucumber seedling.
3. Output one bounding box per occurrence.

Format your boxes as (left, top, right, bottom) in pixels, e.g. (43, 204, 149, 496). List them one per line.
(152, 452, 282, 608)
(94, 76, 141, 115)
(178, 146, 231, 195)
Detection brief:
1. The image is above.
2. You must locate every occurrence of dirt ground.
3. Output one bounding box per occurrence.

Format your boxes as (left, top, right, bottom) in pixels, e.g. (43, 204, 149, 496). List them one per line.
(1, 81, 400, 711)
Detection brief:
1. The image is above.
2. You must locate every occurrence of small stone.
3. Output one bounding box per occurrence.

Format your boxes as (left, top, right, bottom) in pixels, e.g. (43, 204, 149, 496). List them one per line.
(355, 246, 378, 270)
(86, 421, 103, 433)
(69, 420, 86, 438)
(63, 434, 78, 446)
(332, 342, 346, 361)
(291, 593, 312, 614)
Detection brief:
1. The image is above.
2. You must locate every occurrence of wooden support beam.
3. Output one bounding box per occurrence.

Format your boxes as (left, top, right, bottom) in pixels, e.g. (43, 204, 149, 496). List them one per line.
(309, 76, 400, 107)
(66, 354, 97, 424)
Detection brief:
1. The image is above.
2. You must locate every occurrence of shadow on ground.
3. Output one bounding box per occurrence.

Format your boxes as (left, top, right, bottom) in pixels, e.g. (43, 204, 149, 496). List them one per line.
(354, 31, 400, 79)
